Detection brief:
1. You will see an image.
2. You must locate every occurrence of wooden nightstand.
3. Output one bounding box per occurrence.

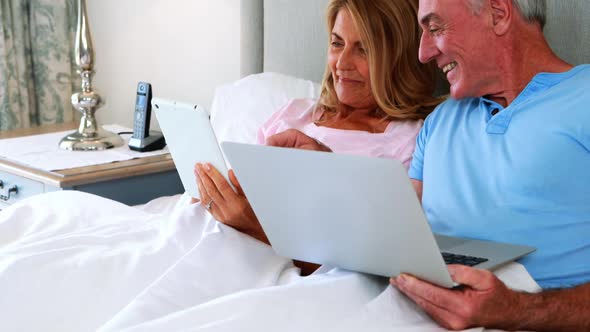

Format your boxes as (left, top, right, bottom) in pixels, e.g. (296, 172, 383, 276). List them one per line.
(0, 123, 184, 208)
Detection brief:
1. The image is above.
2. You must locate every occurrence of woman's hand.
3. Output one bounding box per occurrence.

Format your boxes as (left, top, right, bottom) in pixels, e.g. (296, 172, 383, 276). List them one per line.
(194, 163, 269, 244)
(266, 129, 332, 152)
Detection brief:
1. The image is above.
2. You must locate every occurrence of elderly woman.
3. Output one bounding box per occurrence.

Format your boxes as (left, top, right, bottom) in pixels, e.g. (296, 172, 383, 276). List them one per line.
(194, 0, 442, 260)
(0, 1, 447, 330)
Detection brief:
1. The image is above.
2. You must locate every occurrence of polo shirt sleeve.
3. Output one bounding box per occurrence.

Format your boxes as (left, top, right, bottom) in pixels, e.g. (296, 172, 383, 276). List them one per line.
(408, 116, 430, 181)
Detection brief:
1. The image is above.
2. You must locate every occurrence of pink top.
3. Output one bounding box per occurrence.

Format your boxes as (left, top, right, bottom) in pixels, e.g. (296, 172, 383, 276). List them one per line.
(257, 99, 422, 169)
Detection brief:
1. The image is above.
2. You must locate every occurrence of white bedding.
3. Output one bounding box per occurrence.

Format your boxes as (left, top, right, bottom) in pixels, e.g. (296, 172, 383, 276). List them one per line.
(0, 190, 541, 332)
(0, 74, 542, 331)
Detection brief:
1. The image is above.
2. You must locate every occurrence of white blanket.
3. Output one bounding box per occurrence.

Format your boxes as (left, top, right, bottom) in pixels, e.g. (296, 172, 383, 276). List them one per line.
(0, 191, 541, 332)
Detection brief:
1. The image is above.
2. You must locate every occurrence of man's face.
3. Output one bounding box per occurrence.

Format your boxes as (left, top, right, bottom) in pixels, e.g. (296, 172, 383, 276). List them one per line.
(417, 0, 499, 99)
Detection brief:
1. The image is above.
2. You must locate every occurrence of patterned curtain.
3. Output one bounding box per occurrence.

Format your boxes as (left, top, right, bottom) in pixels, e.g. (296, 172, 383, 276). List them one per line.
(0, 0, 78, 131)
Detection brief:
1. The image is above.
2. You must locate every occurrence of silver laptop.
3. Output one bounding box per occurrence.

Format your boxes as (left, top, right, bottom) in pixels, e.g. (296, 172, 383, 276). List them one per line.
(221, 142, 535, 288)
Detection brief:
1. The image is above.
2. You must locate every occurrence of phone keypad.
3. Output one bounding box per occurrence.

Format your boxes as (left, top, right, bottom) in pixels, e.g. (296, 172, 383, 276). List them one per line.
(133, 109, 146, 138)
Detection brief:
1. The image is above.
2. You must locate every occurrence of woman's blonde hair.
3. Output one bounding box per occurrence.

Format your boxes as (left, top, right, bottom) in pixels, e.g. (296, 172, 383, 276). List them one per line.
(318, 0, 442, 121)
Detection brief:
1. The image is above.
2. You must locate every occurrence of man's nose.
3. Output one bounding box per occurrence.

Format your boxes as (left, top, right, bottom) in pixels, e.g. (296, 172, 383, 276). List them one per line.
(418, 32, 439, 64)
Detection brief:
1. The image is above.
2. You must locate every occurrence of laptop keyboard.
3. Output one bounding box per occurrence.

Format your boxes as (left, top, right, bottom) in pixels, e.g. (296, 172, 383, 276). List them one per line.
(441, 252, 488, 266)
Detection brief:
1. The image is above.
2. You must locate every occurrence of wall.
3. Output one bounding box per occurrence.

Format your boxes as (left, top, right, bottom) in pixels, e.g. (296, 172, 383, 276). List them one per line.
(544, 1, 590, 66)
(263, 0, 329, 83)
(86, 0, 250, 129)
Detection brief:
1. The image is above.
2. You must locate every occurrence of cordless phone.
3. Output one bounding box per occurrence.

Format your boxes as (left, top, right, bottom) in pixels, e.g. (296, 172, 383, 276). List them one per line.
(128, 82, 166, 152)
(133, 82, 152, 139)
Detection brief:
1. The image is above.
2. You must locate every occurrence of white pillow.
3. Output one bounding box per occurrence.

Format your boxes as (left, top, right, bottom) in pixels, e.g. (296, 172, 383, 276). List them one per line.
(210, 72, 321, 144)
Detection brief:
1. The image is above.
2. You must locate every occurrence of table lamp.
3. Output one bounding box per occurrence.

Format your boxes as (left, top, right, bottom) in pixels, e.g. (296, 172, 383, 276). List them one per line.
(59, 0, 123, 151)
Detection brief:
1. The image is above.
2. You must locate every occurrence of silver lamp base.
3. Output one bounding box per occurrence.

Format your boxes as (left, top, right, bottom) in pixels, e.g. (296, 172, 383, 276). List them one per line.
(59, 128, 124, 151)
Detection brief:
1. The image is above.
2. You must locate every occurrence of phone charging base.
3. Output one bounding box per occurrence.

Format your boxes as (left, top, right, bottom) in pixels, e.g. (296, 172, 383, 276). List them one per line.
(128, 131, 166, 152)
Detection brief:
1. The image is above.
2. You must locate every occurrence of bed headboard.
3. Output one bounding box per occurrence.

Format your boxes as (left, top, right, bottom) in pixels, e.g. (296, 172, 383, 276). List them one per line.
(262, 0, 329, 83)
(545, 2, 590, 65)
(258, 0, 590, 83)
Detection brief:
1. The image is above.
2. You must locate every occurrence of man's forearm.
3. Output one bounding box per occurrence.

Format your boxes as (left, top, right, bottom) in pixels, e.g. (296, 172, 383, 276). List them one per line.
(511, 283, 590, 332)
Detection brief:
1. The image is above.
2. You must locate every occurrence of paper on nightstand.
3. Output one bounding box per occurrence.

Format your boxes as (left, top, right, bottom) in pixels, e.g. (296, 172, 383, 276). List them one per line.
(0, 124, 170, 171)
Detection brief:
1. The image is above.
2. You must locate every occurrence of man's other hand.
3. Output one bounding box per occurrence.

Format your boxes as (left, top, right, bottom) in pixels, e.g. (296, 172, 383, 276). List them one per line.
(266, 129, 332, 152)
(390, 265, 524, 331)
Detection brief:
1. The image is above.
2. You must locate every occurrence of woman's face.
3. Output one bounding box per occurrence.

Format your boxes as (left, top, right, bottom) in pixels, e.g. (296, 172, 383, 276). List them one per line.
(328, 9, 376, 109)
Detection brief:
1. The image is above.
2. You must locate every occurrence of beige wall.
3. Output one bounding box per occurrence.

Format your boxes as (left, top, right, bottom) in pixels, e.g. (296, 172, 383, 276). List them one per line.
(86, 0, 244, 129)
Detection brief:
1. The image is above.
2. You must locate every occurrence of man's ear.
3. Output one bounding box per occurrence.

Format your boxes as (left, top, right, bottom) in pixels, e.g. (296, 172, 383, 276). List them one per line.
(489, 0, 512, 35)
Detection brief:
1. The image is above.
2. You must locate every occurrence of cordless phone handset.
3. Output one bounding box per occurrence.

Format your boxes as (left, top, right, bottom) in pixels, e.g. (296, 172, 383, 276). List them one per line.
(128, 81, 166, 152)
(133, 82, 152, 139)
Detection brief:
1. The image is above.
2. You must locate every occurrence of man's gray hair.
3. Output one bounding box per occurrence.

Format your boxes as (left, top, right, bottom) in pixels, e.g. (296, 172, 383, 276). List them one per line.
(470, 0, 546, 29)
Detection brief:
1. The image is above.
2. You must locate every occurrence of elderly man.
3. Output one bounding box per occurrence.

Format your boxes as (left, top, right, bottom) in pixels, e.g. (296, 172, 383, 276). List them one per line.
(268, 0, 590, 330)
(383, 0, 590, 330)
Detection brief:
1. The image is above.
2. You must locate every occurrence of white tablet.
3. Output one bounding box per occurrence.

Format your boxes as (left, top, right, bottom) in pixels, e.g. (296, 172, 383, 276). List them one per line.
(153, 98, 230, 199)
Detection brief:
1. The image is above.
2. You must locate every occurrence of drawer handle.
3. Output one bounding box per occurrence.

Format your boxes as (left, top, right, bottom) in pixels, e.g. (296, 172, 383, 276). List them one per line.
(0, 181, 18, 201)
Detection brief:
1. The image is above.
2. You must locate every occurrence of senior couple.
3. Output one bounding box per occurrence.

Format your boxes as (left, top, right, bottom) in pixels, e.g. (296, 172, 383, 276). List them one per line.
(193, 0, 590, 331)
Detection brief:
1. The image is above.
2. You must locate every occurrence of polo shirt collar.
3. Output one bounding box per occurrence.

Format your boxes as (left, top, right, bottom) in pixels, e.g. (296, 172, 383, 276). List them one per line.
(478, 66, 585, 135)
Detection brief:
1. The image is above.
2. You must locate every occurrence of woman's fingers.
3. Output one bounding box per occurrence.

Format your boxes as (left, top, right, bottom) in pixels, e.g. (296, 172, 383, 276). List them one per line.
(200, 164, 241, 201)
(229, 169, 245, 196)
(196, 164, 225, 203)
(195, 165, 224, 219)
(194, 165, 210, 204)
(266, 129, 332, 152)
(195, 164, 251, 227)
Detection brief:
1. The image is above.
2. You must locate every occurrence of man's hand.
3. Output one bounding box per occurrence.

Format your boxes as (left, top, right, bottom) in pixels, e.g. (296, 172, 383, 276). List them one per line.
(195, 163, 269, 244)
(391, 265, 523, 331)
(266, 129, 332, 152)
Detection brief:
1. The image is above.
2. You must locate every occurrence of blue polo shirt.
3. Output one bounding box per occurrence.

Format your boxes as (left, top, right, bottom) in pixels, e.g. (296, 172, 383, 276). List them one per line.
(409, 65, 590, 289)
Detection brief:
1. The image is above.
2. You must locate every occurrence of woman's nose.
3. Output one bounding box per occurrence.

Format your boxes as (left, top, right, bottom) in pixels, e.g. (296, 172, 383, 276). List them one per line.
(336, 47, 355, 70)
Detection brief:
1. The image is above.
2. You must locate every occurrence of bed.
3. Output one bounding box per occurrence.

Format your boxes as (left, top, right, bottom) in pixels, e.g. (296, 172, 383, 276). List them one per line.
(1, 1, 588, 331)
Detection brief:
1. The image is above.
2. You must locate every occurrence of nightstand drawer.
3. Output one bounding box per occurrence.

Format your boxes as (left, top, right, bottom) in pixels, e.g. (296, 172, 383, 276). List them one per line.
(0, 171, 46, 208)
